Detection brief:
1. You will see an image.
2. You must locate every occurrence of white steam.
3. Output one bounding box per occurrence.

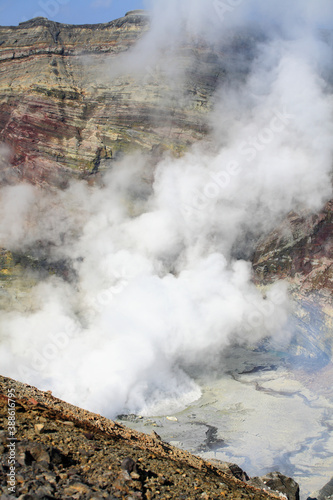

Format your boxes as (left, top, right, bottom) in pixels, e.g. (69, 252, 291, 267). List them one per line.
(0, 0, 332, 417)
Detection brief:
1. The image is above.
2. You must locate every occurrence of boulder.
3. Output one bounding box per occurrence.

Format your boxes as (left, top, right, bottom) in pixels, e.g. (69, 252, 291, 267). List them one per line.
(248, 471, 300, 500)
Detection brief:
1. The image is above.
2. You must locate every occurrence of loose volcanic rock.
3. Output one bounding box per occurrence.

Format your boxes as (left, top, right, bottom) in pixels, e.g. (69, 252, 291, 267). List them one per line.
(0, 374, 291, 500)
(248, 472, 300, 500)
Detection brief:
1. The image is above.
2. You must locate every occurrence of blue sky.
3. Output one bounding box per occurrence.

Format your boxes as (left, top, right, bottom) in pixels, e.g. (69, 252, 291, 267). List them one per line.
(1, 1, 332, 32)
(0, 0, 147, 26)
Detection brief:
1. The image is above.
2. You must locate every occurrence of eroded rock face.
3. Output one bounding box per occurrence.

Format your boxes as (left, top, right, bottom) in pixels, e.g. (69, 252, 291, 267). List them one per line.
(252, 201, 333, 358)
(0, 14, 225, 186)
(253, 201, 333, 293)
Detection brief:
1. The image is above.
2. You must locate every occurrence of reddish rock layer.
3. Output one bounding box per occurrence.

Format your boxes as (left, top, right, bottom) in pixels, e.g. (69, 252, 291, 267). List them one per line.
(253, 201, 333, 293)
(0, 14, 221, 186)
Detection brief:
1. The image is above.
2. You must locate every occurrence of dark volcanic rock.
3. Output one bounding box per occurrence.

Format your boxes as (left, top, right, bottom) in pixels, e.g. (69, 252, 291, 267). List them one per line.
(309, 476, 333, 500)
(0, 374, 287, 500)
(248, 472, 300, 500)
(209, 460, 250, 482)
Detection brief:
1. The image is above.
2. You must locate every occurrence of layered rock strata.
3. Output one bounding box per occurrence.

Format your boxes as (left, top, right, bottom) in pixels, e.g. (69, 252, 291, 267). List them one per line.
(0, 13, 223, 186)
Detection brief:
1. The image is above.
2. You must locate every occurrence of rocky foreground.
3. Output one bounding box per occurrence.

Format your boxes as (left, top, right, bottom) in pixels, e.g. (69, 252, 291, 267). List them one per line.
(0, 375, 305, 500)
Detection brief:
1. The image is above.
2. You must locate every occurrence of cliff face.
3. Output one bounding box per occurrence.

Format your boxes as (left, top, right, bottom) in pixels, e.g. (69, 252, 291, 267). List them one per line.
(0, 13, 222, 186)
(253, 200, 333, 357)
(253, 200, 333, 293)
(0, 14, 332, 296)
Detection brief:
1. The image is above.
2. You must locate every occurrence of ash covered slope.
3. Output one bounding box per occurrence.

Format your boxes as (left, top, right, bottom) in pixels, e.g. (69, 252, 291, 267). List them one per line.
(0, 11, 224, 186)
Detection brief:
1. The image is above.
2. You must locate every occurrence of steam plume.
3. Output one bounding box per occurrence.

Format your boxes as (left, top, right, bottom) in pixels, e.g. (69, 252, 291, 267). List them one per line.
(0, 0, 332, 419)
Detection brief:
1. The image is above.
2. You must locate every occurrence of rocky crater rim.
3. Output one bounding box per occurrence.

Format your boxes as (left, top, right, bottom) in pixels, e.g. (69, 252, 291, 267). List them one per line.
(5, 11, 150, 29)
(125, 10, 150, 17)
